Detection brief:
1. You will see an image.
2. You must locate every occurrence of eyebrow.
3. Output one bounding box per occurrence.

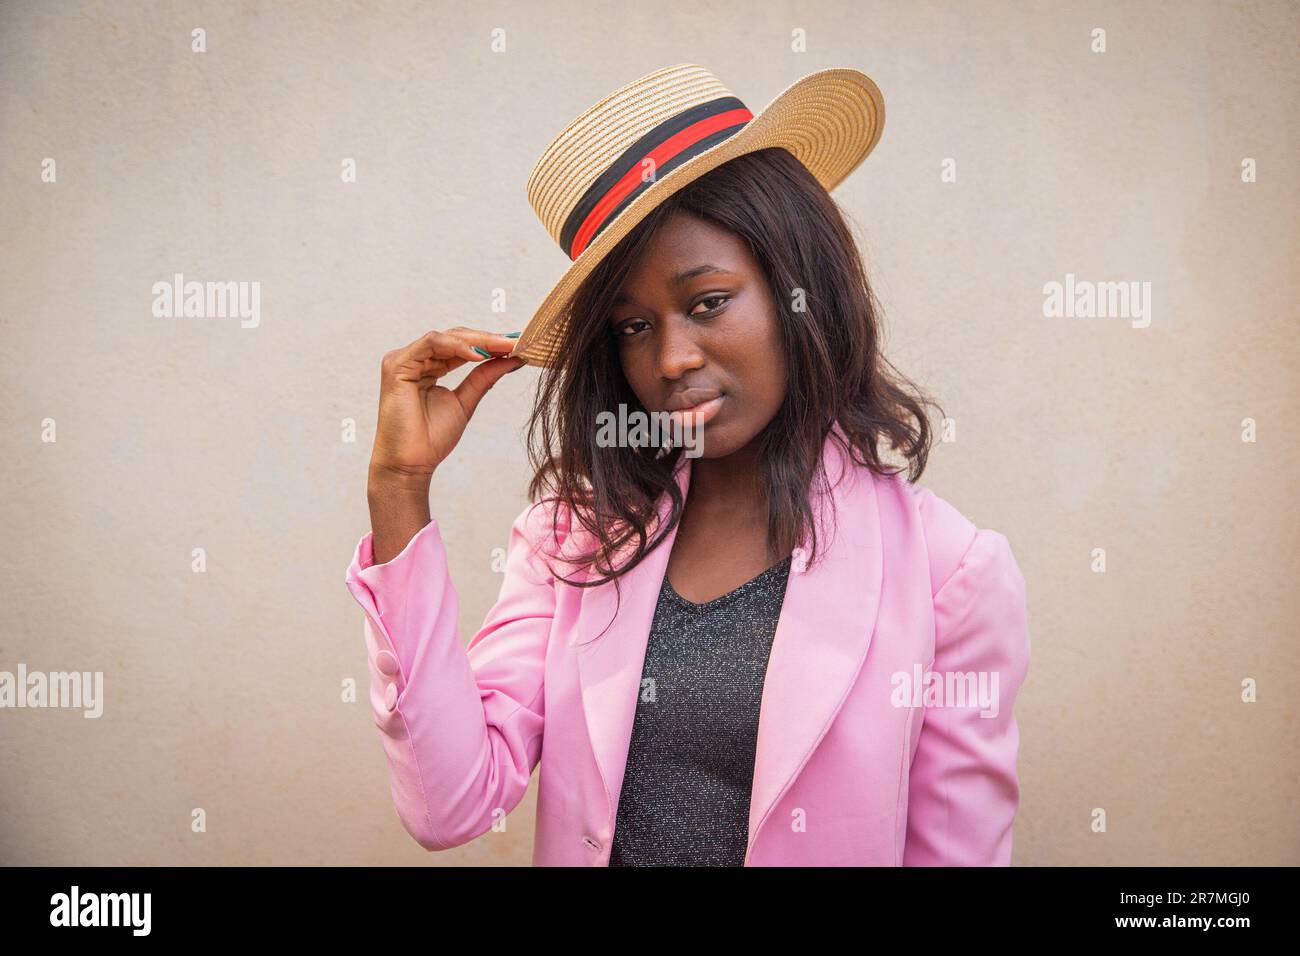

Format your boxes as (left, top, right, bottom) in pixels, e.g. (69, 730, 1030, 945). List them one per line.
(612, 264, 731, 307)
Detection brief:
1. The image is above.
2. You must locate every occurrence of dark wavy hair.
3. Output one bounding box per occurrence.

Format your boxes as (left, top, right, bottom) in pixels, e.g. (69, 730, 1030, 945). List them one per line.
(522, 146, 942, 596)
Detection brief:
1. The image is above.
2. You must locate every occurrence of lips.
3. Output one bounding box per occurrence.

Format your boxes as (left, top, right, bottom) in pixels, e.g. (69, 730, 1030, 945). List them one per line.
(663, 388, 725, 430)
(664, 387, 723, 412)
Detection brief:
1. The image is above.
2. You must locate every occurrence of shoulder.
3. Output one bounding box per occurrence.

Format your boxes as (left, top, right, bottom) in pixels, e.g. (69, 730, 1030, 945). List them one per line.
(507, 496, 572, 553)
(869, 470, 1017, 600)
(506, 495, 590, 580)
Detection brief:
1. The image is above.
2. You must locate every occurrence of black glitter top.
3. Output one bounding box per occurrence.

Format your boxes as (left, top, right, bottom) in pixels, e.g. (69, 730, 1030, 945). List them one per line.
(608, 554, 793, 866)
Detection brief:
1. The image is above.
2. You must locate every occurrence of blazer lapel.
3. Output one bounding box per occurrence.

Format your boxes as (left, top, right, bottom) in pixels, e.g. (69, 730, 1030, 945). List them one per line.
(744, 431, 883, 860)
(572, 453, 691, 831)
(571, 425, 884, 860)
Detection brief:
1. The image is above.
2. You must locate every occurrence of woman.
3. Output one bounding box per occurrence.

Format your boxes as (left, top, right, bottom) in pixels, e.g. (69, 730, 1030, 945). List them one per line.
(347, 64, 1030, 866)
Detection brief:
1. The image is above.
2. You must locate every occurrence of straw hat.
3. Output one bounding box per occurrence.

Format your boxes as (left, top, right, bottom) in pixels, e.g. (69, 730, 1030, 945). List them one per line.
(508, 63, 885, 368)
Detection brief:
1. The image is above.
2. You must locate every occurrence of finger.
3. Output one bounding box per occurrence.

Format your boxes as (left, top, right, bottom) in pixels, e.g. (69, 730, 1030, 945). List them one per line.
(408, 328, 520, 363)
(451, 357, 526, 418)
(419, 353, 467, 378)
(398, 330, 485, 365)
(389, 350, 466, 384)
(406, 343, 515, 386)
(387, 330, 520, 389)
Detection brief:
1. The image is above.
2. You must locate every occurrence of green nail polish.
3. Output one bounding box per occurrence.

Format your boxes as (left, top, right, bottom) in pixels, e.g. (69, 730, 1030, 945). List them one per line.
(505, 331, 521, 338)
(473, 346, 491, 358)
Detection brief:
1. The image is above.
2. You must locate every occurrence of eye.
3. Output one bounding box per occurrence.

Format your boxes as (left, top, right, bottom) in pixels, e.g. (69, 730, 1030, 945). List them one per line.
(691, 294, 729, 316)
(614, 318, 650, 337)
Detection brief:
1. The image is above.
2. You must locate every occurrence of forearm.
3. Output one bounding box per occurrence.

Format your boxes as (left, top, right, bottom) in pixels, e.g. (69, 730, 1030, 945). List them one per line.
(367, 465, 433, 564)
(345, 500, 554, 851)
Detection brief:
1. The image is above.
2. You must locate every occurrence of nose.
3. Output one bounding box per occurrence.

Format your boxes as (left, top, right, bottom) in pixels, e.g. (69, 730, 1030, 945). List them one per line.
(654, 314, 706, 380)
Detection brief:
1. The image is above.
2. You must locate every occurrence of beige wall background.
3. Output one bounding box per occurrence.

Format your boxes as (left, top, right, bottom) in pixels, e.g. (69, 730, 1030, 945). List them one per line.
(1, 0, 1296, 866)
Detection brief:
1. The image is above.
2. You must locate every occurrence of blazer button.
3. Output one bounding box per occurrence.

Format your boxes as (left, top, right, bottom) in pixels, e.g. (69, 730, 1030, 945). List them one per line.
(375, 650, 400, 678)
(383, 682, 399, 712)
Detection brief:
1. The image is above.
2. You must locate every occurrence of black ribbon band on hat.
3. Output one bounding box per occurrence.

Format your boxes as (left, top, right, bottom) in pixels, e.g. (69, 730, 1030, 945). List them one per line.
(560, 95, 752, 259)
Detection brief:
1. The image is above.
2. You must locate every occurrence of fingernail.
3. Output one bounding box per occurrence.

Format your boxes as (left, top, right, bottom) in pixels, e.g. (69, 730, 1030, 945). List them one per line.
(472, 346, 491, 358)
(504, 331, 521, 338)
(507, 360, 526, 373)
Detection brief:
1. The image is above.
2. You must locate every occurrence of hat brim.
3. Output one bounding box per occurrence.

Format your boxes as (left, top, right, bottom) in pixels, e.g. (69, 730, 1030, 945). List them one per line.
(508, 67, 885, 368)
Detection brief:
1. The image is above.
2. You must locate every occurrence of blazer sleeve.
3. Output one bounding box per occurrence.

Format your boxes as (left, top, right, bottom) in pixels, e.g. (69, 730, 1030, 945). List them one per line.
(344, 500, 562, 851)
(902, 527, 1030, 866)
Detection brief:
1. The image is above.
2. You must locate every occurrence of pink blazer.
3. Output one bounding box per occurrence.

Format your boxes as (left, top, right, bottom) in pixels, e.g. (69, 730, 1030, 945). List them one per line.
(345, 423, 1031, 866)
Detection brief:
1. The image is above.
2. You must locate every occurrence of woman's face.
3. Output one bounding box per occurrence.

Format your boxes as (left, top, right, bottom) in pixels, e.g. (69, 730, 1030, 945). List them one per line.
(609, 211, 788, 459)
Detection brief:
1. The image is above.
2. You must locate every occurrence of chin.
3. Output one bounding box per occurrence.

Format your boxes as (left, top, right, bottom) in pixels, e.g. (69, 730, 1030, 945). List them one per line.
(683, 421, 742, 459)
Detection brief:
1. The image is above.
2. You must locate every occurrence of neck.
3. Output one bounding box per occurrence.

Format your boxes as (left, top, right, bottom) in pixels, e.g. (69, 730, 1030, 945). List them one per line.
(686, 433, 766, 517)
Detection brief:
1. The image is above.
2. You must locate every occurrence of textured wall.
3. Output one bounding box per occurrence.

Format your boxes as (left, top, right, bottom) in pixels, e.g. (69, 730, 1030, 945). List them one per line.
(1, 0, 1296, 866)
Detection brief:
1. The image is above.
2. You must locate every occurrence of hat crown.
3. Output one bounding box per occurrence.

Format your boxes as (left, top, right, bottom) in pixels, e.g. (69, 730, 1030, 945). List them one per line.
(526, 64, 751, 260)
(510, 63, 885, 368)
